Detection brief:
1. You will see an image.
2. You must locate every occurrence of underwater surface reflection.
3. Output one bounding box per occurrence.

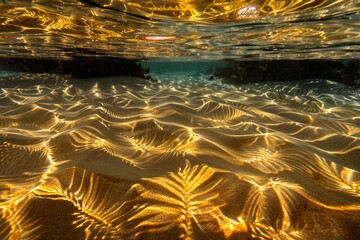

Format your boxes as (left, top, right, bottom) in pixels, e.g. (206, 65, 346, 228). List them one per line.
(0, 0, 359, 59)
(0, 73, 359, 239)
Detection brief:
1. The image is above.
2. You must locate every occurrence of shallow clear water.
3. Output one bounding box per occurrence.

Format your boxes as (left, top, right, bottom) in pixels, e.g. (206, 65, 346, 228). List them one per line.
(1, 1, 360, 240)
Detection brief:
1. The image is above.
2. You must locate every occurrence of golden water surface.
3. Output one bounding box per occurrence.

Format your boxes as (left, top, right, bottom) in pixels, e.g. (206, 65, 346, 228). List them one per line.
(0, 73, 359, 239)
(0, 0, 359, 59)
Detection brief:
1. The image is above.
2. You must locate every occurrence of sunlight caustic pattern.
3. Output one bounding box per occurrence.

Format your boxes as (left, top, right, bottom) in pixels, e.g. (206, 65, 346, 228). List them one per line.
(0, 73, 360, 239)
(0, 0, 359, 59)
(82, 0, 348, 21)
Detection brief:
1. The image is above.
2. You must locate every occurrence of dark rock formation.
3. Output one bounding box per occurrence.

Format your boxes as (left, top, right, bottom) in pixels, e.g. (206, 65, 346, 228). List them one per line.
(215, 60, 360, 87)
(0, 56, 150, 79)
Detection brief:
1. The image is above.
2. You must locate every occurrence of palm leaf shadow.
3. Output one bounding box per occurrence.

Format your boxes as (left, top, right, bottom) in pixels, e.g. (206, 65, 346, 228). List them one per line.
(120, 160, 246, 239)
(33, 167, 131, 239)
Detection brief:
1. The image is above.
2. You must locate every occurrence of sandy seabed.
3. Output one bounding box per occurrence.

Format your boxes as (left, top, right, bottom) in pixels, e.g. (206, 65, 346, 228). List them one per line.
(0, 73, 360, 239)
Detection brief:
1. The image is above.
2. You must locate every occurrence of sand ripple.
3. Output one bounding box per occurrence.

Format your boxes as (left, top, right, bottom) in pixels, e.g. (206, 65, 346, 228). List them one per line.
(0, 73, 360, 239)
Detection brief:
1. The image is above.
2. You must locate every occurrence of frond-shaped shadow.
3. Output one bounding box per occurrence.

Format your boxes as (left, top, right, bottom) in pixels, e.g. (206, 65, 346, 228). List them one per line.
(302, 158, 360, 200)
(244, 146, 293, 174)
(123, 120, 199, 166)
(196, 101, 249, 124)
(0, 196, 42, 240)
(240, 177, 304, 227)
(34, 167, 131, 239)
(120, 160, 246, 239)
(238, 174, 360, 239)
(0, 137, 52, 207)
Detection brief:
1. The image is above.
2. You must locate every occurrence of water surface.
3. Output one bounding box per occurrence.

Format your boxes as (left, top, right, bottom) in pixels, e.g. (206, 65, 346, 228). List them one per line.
(0, 0, 359, 60)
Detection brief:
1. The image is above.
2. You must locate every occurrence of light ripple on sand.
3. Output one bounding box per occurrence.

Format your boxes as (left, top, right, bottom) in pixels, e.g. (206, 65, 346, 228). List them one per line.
(0, 73, 360, 239)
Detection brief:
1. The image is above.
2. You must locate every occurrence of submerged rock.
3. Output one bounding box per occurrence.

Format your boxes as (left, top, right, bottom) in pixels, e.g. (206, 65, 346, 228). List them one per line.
(0, 56, 150, 79)
(215, 60, 360, 87)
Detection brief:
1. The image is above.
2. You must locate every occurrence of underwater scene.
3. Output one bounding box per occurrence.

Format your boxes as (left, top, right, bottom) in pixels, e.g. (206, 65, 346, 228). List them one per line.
(1, 1, 360, 240)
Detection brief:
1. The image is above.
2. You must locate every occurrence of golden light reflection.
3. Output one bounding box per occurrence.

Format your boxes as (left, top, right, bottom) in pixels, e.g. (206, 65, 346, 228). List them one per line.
(0, 0, 358, 59)
(0, 74, 360, 239)
(85, 0, 350, 21)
